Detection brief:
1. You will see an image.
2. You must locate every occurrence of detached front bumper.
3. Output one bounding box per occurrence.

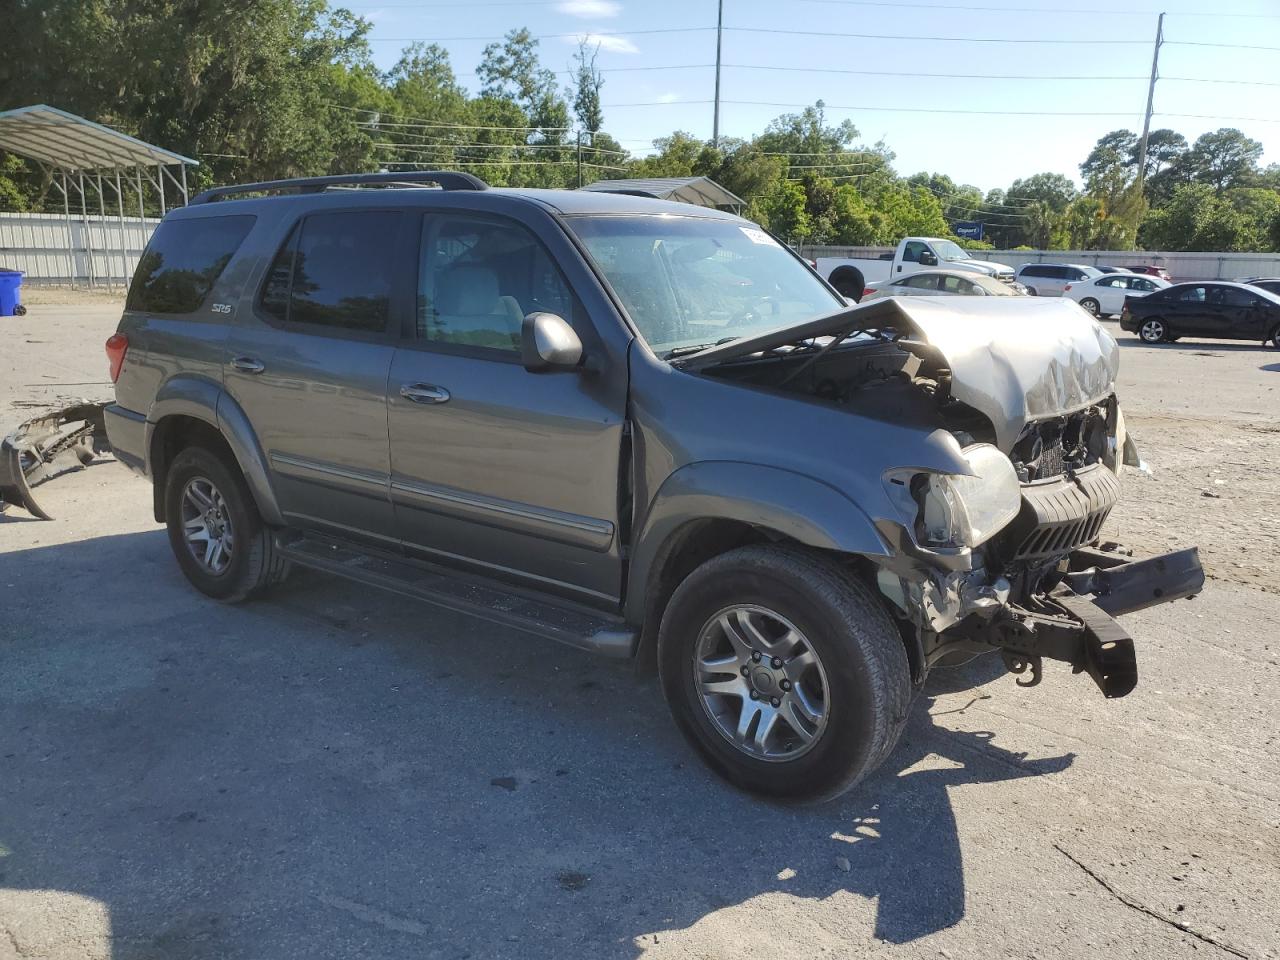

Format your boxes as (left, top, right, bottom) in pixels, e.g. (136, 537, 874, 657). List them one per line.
(970, 545, 1205, 698)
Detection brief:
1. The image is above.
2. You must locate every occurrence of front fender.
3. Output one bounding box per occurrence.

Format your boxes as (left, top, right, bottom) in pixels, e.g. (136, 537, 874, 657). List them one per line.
(626, 460, 890, 623)
(146, 375, 283, 526)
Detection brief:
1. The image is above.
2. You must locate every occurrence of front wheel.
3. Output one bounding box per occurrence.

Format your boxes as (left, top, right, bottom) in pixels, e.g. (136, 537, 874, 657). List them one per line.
(658, 545, 912, 802)
(1269, 324, 1280, 349)
(1139, 318, 1168, 343)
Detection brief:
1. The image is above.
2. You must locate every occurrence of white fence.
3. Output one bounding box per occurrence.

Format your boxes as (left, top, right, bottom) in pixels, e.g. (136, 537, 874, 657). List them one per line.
(0, 211, 160, 287)
(799, 245, 1280, 282)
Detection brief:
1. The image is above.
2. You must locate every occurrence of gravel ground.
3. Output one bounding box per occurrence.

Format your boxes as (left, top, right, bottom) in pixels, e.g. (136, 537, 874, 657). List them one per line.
(1, 300, 1277, 960)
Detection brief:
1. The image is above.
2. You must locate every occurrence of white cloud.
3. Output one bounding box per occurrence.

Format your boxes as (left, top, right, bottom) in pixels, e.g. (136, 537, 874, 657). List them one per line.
(566, 32, 638, 54)
(557, 0, 622, 17)
(656, 92, 680, 103)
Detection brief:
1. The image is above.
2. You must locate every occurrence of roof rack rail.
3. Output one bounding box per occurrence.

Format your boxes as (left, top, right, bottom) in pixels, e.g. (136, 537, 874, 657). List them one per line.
(190, 170, 488, 204)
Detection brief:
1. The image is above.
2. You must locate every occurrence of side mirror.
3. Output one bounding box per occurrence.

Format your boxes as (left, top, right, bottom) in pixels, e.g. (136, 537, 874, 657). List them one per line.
(919, 251, 938, 267)
(521, 312, 583, 373)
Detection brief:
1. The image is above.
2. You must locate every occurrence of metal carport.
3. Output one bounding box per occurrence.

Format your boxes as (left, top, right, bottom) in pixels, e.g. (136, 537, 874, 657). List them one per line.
(0, 104, 197, 287)
(580, 176, 745, 214)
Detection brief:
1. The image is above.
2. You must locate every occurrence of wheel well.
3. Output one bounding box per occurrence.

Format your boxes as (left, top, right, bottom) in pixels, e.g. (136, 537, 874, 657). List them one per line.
(150, 415, 238, 522)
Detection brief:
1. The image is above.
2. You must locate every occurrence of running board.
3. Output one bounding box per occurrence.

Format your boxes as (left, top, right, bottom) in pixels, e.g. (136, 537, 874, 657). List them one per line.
(274, 533, 636, 659)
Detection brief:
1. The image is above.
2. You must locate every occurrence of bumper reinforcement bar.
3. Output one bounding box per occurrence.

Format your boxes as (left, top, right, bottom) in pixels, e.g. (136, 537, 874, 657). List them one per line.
(986, 546, 1204, 699)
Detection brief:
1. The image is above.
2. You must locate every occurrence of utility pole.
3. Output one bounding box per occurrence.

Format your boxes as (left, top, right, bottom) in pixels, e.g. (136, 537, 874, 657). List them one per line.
(1135, 11, 1165, 188)
(712, 0, 724, 149)
(576, 131, 583, 188)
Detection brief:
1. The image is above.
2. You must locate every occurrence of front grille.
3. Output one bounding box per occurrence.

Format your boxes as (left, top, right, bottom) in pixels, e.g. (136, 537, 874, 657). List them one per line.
(1001, 463, 1121, 562)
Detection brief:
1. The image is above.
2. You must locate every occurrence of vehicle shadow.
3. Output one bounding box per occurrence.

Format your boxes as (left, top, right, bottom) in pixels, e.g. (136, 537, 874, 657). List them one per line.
(1262, 363, 1280, 373)
(1116, 338, 1273, 353)
(0, 532, 1074, 959)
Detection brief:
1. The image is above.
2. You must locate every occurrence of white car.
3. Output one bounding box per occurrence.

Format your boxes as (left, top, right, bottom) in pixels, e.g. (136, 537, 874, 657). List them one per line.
(861, 269, 1027, 302)
(1064, 273, 1170, 318)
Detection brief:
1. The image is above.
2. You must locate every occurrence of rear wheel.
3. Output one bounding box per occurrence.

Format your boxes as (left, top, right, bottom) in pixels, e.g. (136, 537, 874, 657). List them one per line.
(658, 545, 912, 802)
(1080, 297, 1101, 317)
(1025, 286, 1039, 297)
(164, 445, 289, 602)
(1269, 324, 1280, 349)
(1139, 318, 1168, 343)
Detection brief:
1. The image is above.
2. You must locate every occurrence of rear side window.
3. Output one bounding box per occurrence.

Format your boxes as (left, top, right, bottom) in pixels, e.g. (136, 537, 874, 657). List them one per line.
(900, 274, 938, 290)
(127, 215, 255, 314)
(939, 275, 971, 294)
(1020, 265, 1047, 278)
(258, 210, 400, 332)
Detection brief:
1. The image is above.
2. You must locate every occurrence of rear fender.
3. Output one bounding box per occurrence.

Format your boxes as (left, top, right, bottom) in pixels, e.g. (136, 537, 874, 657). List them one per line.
(146, 376, 283, 526)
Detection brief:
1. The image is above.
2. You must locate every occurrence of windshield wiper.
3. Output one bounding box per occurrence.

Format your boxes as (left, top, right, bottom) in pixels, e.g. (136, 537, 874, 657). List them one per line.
(664, 335, 739, 361)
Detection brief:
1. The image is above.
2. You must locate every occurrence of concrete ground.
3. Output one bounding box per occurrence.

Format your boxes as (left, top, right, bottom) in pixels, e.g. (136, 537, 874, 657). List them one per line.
(1, 301, 1277, 960)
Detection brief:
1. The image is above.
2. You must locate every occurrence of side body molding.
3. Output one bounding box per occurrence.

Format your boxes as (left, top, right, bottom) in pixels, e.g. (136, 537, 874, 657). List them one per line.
(625, 460, 892, 623)
(144, 375, 284, 526)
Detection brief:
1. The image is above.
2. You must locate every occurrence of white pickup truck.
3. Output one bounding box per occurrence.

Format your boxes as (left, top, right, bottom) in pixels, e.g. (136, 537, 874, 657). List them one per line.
(815, 237, 1016, 299)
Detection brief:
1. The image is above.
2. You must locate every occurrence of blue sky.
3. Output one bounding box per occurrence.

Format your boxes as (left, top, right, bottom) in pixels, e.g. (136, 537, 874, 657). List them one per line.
(350, 0, 1280, 192)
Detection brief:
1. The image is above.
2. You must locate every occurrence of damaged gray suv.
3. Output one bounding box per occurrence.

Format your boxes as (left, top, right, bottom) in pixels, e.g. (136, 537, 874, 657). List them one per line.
(104, 171, 1203, 801)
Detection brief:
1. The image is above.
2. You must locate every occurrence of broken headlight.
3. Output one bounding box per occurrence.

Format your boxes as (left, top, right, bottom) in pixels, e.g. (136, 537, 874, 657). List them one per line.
(891, 444, 1022, 549)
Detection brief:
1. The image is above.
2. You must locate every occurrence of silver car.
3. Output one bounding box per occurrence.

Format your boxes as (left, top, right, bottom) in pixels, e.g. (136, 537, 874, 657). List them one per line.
(861, 269, 1027, 302)
(102, 171, 1203, 801)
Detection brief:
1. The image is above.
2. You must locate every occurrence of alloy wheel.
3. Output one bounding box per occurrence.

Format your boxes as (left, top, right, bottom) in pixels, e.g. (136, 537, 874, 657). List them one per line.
(692, 604, 830, 762)
(180, 476, 234, 575)
(1140, 319, 1165, 343)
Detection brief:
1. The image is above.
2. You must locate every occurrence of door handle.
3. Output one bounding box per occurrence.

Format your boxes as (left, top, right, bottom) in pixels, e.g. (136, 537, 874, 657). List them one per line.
(230, 356, 265, 374)
(400, 382, 451, 404)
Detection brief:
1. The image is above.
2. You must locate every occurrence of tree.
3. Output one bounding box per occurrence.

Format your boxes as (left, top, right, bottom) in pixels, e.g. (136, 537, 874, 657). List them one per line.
(1175, 128, 1264, 193)
(569, 40, 604, 134)
(1141, 183, 1249, 251)
(1080, 130, 1137, 184)
(476, 28, 569, 143)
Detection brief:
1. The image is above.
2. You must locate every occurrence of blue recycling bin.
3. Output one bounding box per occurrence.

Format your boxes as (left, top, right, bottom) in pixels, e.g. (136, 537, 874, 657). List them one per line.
(0, 269, 23, 317)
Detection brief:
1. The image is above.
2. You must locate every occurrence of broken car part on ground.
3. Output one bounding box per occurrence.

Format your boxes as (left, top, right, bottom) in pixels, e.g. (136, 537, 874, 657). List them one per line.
(0, 401, 109, 520)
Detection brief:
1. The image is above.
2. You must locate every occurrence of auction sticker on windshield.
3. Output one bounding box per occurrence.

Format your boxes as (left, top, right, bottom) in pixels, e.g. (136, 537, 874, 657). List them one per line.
(739, 226, 778, 246)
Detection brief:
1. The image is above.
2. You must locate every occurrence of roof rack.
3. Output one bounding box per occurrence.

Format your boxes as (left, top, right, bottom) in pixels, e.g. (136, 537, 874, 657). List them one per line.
(190, 170, 488, 204)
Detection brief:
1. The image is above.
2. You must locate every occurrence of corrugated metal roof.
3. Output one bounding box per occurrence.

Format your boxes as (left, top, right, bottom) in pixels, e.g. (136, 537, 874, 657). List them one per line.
(580, 176, 745, 210)
(0, 104, 197, 171)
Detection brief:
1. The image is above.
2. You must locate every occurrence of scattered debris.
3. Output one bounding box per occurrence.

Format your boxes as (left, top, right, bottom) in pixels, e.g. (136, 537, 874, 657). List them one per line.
(489, 776, 517, 791)
(835, 856, 851, 872)
(0, 401, 110, 520)
(556, 871, 590, 891)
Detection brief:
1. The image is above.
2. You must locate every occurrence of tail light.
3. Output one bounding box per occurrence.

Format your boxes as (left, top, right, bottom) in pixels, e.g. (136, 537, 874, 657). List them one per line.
(105, 333, 129, 383)
(1063, 284, 1073, 292)
(862, 287, 875, 297)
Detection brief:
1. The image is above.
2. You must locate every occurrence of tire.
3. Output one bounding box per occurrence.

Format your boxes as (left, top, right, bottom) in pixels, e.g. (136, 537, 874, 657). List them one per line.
(1025, 286, 1038, 297)
(828, 266, 865, 301)
(13, 304, 27, 316)
(658, 544, 912, 802)
(1269, 325, 1280, 349)
(1080, 297, 1101, 317)
(163, 445, 289, 602)
(1138, 318, 1168, 343)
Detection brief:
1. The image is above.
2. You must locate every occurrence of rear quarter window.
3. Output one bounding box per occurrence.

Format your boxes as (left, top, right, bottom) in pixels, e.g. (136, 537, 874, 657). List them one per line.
(127, 215, 255, 314)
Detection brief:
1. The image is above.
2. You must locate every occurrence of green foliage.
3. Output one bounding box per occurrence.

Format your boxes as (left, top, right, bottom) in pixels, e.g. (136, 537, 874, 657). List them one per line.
(3, 6, 1278, 255)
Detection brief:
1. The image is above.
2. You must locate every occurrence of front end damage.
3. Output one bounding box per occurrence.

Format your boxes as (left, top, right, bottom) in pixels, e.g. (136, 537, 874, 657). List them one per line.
(680, 296, 1205, 699)
(0, 402, 110, 519)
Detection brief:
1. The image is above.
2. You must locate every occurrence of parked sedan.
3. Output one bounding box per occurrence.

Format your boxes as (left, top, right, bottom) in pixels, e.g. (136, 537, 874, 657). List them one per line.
(1064, 272, 1169, 318)
(1124, 264, 1172, 282)
(1120, 281, 1280, 346)
(1245, 277, 1280, 298)
(860, 269, 1026, 302)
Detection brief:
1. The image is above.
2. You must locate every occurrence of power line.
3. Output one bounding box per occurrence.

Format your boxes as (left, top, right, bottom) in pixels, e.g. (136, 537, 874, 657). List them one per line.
(725, 26, 1152, 43)
(331, 104, 573, 131)
(1165, 40, 1280, 52)
(352, 0, 1280, 16)
(366, 27, 715, 42)
(383, 159, 627, 170)
(607, 99, 1146, 118)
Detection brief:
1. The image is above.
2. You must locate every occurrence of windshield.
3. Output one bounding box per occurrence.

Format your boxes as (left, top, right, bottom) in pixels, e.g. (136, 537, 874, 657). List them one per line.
(972, 274, 1018, 296)
(567, 215, 843, 355)
(933, 240, 970, 262)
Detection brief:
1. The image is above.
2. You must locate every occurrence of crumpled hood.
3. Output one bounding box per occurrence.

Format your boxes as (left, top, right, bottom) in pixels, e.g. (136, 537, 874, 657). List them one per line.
(676, 296, 1119, 451)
